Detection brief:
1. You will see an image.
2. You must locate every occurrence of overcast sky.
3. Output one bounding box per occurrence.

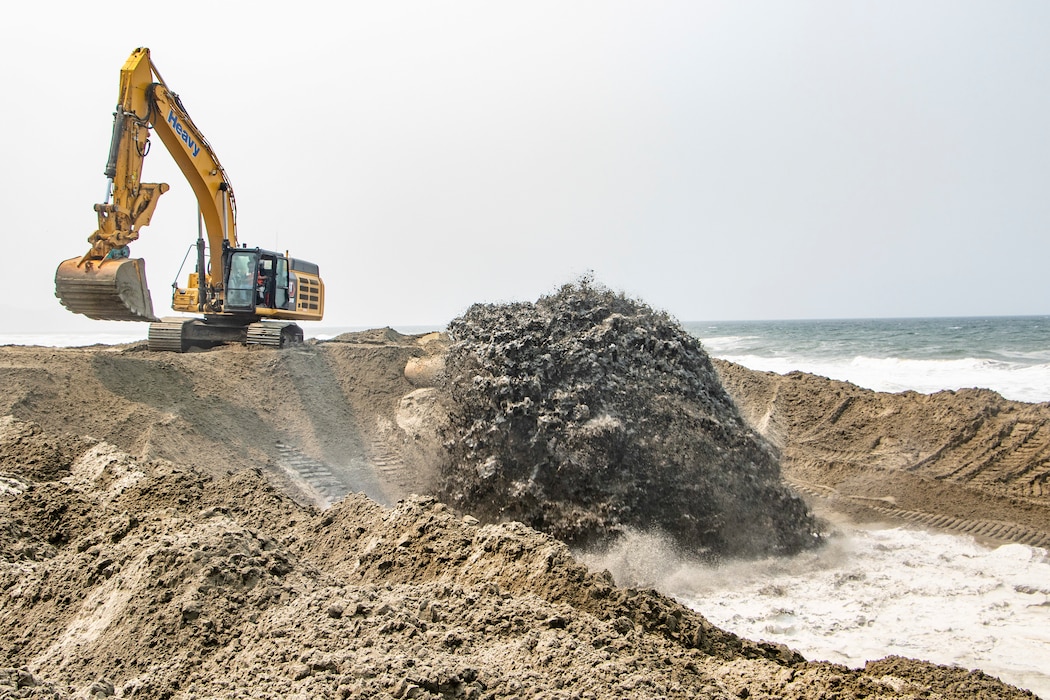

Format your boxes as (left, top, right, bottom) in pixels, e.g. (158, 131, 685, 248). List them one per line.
(3, 1, 1049, 333)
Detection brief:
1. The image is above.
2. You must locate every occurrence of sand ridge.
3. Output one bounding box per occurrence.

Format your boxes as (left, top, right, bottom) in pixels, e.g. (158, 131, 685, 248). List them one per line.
(714, 359, 1050, 547)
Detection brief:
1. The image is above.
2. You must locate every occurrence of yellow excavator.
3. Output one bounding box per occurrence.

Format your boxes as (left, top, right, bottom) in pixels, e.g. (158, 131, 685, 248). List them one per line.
(55, 48, 324, 351)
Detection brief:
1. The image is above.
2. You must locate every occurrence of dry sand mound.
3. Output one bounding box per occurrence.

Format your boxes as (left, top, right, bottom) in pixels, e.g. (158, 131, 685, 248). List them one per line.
(714, 360, 1050, 547)
(438, 279, 820, 558)
(0, 331, 445, 508)
(0, 418, 1035, 699)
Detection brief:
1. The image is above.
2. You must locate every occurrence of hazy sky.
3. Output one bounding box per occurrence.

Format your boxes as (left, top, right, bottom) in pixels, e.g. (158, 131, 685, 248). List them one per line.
(4, 1, 1049, 332)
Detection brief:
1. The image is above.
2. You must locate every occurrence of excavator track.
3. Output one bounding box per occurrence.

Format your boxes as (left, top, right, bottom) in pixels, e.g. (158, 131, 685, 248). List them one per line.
(55, 257, 158, 322)
(246, 321, 304, 348)
(146, 319, 305, 352)
(147, 319, 190, 352)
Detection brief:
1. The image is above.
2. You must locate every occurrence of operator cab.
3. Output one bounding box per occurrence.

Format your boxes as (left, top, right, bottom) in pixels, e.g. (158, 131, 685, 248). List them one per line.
(224, 247, 295, 313)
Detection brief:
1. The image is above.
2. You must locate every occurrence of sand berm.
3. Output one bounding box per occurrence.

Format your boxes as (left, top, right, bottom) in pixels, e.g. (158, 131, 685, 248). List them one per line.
(1, 280, 1046, 698)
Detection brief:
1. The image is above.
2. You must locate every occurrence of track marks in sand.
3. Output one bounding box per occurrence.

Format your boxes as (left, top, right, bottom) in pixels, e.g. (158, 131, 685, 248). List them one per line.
(789, 477, 1050, 549)
(368, 417, 409, 492)
(273, 442, 383, 508)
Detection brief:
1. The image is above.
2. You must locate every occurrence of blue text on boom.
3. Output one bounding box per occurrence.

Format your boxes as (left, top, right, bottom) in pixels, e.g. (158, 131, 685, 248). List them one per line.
(167, 110, 201, 158)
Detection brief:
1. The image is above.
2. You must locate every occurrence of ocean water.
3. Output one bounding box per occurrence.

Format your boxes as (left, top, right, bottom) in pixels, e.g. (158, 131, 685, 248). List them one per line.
(0, 330, 151, 348)
(687, 315, 1050, 403)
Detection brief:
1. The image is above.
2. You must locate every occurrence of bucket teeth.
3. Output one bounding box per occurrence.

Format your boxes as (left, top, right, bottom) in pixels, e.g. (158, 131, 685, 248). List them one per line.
(54, 257, 159, 322)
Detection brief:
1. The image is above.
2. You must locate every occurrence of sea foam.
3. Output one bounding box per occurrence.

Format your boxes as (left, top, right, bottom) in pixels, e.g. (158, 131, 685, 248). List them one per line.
(714, 351, 1050, 403)
(585, 525, 1050, 699)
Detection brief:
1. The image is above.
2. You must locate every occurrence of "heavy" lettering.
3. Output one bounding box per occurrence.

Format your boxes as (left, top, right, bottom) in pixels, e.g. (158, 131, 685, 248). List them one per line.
(166, 110, 201, 158)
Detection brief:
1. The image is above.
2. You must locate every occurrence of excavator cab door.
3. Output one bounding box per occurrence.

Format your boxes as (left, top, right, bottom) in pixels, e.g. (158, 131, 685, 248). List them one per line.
(224, 249, 259, 312)
(255, 256, 276, 307)
(224, 249, 282, 313)
(275, 257, 290, 309)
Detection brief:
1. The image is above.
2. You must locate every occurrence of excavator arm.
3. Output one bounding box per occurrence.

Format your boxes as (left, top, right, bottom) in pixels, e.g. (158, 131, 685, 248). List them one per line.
(56, 47, 237, 321)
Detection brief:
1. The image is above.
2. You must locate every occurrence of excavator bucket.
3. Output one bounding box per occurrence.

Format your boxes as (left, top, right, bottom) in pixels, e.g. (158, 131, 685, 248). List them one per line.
(54, 257, 159, 322)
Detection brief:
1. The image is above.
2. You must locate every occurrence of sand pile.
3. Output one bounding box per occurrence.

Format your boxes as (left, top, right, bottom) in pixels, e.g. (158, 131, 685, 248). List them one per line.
(0, 417, 1035, 699)
(714, 360, 1050, 545)
(438, 279, 820, 558)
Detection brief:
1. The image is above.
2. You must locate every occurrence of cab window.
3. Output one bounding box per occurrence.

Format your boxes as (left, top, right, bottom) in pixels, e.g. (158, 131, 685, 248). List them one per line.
(226, 252, 256, 308)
